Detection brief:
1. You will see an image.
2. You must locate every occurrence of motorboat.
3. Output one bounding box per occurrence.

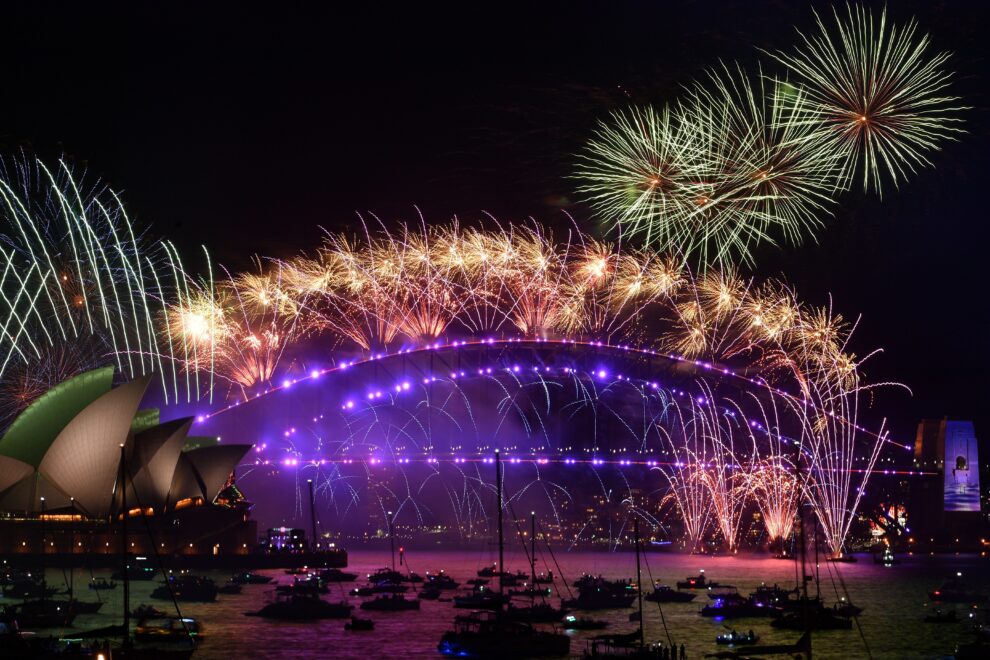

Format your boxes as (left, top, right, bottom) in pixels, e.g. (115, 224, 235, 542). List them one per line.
(700, 592, 779, 619)
(89, 578, 117, 591)
(771, 599, 852, 630)
(133, 605, 170, 618)
(644, 583, 695, 603)
(425, 571, 459, 590)
(929, 575, 988, 603)
(277, 576, 328, 595)
(360, 593, 420, 611)
(504, 602, 569, 623)
(454, 585, 505, 610)
(349, 580, 407, 596)
(345, 616, 374, 631)
(5, 599, 76, 628)
(563, 614, 608, 630)
(924, 608, 958, 623)
(676, 571, 722, 590)
(70, 599, 104, 614)
(418, 588, 442, 600)
(112, 563, 157, 581)
(151, 575, 219, 602)
(716, 630, 759, 645)
(875, 547, 900, 566)
(2, 579, 58, 600)
(319, 568, 358, 583)
(439, 609, 569, 658)
(134, 616, 202, 641)
(217, 582, 242, 595)
(230, 571, 274, 585)
(245, 591, 354, 619)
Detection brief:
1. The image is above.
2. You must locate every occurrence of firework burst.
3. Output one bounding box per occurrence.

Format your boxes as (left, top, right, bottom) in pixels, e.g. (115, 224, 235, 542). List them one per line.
(770, 4, 965, 194)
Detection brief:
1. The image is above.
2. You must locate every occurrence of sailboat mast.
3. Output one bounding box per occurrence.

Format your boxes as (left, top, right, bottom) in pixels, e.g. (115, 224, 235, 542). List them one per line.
(307, 479, 318, 552)
(795, 446, 811, 660)
(39, 497, 46, 608)
(120, 444, 130, 649)
(634, 517, 644, 649)
(530, 512, 536, 603)
(68, 498, 74, 603)
(495, 449, 504, 605)
(388, 510, 395, 572)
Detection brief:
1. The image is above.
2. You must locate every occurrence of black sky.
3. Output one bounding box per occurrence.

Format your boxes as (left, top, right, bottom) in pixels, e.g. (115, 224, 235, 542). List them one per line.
(2, 0, 986, 446)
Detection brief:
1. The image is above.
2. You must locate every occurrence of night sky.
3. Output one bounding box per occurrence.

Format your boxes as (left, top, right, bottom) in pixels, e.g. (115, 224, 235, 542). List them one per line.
(2, 1, 986, 447)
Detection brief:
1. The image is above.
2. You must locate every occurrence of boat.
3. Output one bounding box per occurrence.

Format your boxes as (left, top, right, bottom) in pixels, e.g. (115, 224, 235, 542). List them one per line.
(2, 579, 58, 600)
(284, 567, 310, 575)
(277, 576, 329, 595)
(874, 547, 900, 566)
(924, 608, 958, 623)
(563, 584, 636, 610)
(368, 567, 406, 583)
(770, 598, 852, 630)
(349, 580, 407, 596)
(230, 571, 274, 585)
(438, 450, 569, 658)
(833, 597, 863, 617)
(89, 578, 117, 591)
(151, 575, 219, 602)
(134, 616, 202, 641)
(504, 602, 568, 623)
(676, 571, 721, 590)
(419, 588, 441, 600)
(345, 616, 374, 631)
(466, 578, 490, 586)
(112, 563, 157, 581)
(360, 593, 421, 611)
(700, 592, 780, 619)
(477, 564, 498, 578)
(715, 630, 759, 645)
(318, 568, 357, 583)
(87, 445, 198, 660)
(425, 571, 460, 590)
(929, 574, 988, 603)
(563, 614, 608, 630)
(534, 571, 554, 584)
(5, 598, 76, 628)
(454, 585, 505, 610)
(246, 591, 354, 619)
(748, 583, 798, 608)
(582, 632, 667, 659)
(827, 553, 858, 563)
(507, 586, 552, 598)
(498, 571, 528, 587)
(133, 605, 170, 618)
(644, 583, 695, 603)
(217, 582, 242, 595)
(439, 610, 570, 658)
(70, 599, 105, 614)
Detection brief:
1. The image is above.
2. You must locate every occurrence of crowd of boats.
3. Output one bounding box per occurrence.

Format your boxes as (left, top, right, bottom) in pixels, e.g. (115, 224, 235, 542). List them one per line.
(3, 450, 989, 658)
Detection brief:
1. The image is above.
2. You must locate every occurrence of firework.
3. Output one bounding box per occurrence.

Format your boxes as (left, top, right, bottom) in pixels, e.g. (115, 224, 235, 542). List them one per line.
(0, 155, 209, 420)
(163, 260, 303, 393)
(770, 4, 965, 194)
(576, 6, 962, 266)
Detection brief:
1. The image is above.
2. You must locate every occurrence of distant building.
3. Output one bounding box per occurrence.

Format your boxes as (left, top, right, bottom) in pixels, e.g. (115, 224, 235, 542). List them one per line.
(910, 418, 986, 548)
(0, 366, 261, 561)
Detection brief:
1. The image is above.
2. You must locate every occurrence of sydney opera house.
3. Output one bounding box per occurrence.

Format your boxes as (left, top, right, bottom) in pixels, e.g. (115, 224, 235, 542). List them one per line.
(0, 367, 342, 567)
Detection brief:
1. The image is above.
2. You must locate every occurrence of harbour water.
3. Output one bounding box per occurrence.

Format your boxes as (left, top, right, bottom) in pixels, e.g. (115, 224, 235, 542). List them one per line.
(5, 549, 987, 659)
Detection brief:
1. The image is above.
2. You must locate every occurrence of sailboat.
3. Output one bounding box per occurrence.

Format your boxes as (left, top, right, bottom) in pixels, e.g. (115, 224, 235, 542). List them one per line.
(107, 443, 197, 659)
(438, 450, 570, 658)
(504, 512, 568, 623)
(583, 518, 669, 659)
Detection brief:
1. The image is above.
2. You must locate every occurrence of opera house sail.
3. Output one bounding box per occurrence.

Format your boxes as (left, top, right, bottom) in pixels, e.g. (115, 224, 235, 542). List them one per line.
(0, 366, 345, 568)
